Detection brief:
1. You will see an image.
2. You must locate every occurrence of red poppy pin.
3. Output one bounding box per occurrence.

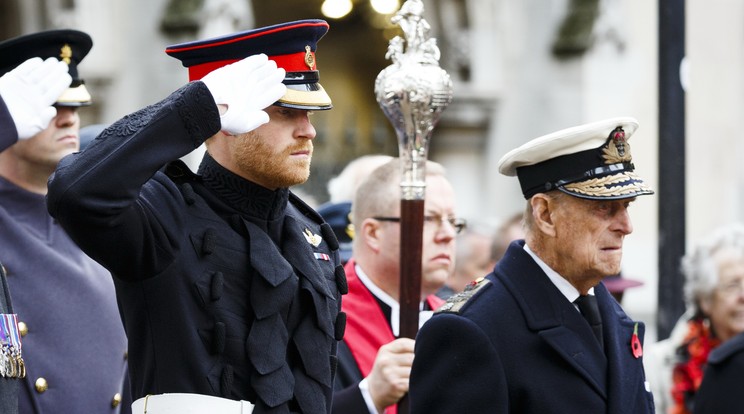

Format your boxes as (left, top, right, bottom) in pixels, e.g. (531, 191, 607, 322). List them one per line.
(631, 322, 643, 358)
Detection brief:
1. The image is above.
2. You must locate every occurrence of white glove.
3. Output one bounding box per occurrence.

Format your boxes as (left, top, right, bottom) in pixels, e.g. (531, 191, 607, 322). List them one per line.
(0, 57, 71, 140)
(201, 54, 287, 135)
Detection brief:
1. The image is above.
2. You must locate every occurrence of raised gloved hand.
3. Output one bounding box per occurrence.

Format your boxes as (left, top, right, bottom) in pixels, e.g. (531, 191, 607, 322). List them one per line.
(201, 54, 287, 135)
(0, 57, 71, 140)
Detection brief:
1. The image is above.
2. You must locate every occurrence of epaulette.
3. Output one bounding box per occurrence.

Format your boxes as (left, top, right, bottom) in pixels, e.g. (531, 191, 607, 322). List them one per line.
(436, 277, 490, 314)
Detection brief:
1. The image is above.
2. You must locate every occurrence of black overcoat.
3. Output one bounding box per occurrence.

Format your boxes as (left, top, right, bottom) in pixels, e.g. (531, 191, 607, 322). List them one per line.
(410, 240, 655, 414)
(694, 331, 744, 414)
(47, 82, 346, 414)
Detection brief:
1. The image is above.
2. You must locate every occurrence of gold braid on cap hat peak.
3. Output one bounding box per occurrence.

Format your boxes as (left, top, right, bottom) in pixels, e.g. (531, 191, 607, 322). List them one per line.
(563, 172, 652, 197)
(561, 126, 651, 197)
(602, 127, 632, 164)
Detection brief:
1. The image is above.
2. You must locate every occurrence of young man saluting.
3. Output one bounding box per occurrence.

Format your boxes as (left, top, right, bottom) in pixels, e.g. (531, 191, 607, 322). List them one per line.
(47, 20, 347, 414)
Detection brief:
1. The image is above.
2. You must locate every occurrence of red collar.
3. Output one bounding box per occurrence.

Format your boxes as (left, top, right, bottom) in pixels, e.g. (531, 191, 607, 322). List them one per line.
(341, 259, 444, 376)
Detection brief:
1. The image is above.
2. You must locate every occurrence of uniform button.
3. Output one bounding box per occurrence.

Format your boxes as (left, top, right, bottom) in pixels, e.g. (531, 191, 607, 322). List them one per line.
(18, 322, 28, 337)
(123, 350, 128, 360)
(111, 393, 122, 408)
(35, 377, 48, 393)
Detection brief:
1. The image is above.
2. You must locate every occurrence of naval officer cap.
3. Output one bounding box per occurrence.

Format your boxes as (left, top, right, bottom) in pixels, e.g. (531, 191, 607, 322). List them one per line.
(498, 117, 654, 200)
(0, 29, 93, 106)
(166, 19, 332, 111)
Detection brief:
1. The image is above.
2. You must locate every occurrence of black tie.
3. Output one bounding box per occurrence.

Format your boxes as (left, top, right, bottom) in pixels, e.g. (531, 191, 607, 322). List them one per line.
(575, 294, 604, 349)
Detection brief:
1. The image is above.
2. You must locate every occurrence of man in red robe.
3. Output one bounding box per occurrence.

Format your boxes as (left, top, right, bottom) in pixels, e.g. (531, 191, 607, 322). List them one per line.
(332, 158, 463, 413)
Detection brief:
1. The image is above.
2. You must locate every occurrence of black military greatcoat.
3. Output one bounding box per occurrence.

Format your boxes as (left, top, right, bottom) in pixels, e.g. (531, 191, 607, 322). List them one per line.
(410, 240, 655, 414)
(47, 82, 346, 414)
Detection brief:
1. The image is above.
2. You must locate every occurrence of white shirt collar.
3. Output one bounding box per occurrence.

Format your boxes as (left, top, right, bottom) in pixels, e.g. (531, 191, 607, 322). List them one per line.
(354, 264, 433, 336)
(522, 243, 594, 305)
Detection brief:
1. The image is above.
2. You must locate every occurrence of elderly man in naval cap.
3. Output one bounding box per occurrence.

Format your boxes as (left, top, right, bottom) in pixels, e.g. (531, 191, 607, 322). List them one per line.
(410, 117, 656, 414)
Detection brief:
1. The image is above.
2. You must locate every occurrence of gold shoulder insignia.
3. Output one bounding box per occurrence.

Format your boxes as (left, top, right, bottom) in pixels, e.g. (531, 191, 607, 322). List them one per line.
(436, 277, 490, 314)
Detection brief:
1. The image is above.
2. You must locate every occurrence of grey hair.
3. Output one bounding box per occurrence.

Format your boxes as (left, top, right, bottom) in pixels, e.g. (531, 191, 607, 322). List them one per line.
(523, 190, 567, 232)
(351, 158, 446, 228)
(681, 223, 744, 311)
(327, 155, 394, 203)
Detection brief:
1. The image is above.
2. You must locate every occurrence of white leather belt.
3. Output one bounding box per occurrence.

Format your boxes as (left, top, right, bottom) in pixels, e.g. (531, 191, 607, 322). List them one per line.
(132, 393, 255, 414)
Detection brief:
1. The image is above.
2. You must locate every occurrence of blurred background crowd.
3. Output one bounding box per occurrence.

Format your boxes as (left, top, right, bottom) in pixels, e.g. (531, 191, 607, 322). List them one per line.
(2, 1, 744, 410)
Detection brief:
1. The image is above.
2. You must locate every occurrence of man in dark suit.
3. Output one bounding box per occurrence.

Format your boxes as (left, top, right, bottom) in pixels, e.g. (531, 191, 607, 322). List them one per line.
(410, 117, 656, 414)
(47, 20, 346, 414)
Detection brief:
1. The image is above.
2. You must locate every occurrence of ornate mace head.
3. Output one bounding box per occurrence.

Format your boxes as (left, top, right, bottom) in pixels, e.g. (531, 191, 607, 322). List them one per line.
(375, 0, 454, 200)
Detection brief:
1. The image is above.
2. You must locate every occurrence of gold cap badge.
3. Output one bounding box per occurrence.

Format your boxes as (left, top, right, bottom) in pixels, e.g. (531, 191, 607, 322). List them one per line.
(304, 45, 315, 69)
(59, 44, 72, 64)
(602, 126, 632, 164)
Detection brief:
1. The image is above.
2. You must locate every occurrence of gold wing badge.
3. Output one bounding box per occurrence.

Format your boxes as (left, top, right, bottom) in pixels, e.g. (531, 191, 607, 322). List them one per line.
(303, 228, 322, 247)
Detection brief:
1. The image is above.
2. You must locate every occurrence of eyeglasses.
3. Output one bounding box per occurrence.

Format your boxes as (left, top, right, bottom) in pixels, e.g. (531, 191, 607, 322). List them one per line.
(716, 279, 744, 298)
(372, 214, 467, 234)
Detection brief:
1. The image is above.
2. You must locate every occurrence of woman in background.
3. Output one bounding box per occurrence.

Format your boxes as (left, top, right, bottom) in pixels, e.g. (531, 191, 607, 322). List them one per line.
(645, 223, 744, 414)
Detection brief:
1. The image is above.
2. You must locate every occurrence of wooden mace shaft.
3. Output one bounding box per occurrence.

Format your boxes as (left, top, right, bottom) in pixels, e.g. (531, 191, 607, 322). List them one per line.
(397, 198, 424, 413)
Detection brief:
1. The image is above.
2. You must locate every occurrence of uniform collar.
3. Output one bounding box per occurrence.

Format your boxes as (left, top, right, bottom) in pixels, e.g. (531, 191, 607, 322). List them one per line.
(198, 152, 289, 222)
(354, 264, 434, 336)
(523, 242, 594, 304)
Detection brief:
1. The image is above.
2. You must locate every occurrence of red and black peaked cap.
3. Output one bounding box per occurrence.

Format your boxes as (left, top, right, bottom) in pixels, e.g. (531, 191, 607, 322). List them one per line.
(166, 19, 332, 111)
